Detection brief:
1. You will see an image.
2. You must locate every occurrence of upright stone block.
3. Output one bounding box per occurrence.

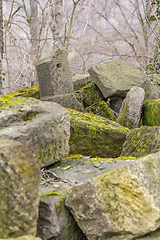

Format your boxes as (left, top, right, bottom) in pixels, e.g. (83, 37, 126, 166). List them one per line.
(36, 48, 83, 110)
(0, 138, 41, 238)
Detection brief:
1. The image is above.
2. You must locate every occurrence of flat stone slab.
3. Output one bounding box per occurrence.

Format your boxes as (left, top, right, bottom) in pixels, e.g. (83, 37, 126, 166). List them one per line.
(88, 60, 148, 98)
(0, 98, 70, 167)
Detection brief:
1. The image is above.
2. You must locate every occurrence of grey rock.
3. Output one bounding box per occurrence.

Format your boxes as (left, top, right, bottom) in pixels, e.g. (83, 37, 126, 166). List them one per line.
(117, 87, 145, 129)
(0, 99, 70, 167)
(0, 138, 40, 238)
(36, 48, 82, 110)
(65, 151, 160, 240)
(88, 60, 148, 98)
(141, 79, 160, 102)
(72, 74, 92, 91)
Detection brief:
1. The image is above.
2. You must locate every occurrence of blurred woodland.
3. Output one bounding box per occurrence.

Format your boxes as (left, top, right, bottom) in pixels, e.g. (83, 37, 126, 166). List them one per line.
(0, 0, 159, 94)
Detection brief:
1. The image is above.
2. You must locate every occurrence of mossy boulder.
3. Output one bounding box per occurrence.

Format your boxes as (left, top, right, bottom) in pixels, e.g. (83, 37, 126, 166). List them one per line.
(85, 100, 116, 121)
(0, 138, 40, 238)
(68, 108, 129, 157)
(0, 237, 41, 240)
(75, 81, 104, 108)
(121, 126, 160, 157)
(39, 154, 136, 240)
(142, 98, 160, 126)
(65, 151, 160, 240)
(0, 97, 70, 167)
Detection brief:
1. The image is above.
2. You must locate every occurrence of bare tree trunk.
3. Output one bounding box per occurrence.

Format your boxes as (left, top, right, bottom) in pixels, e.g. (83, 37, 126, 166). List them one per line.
(29, 0, 39, 86)
(0, 0, 3, 94)
(50, 0, 64, 48)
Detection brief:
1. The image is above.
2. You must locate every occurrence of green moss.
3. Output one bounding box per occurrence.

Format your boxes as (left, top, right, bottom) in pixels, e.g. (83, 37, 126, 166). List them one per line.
(85, 101, 116, 121)
(60, 154, 83, 161)
(41, 191, 61, 197)
(88, 156, 136, 162)
(57, 198, 65, 215)
(142, 99, 160, 126)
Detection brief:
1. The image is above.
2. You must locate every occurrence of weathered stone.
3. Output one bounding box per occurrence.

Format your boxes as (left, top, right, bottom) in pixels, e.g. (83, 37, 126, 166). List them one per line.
(65, 151, 160, 240)
(88, 60, 148, 98)
(0, 236, 41, 240)
(121, 126, 160, 157)
(117, 87, 145, 129)
(0, 99, 70, 167)
(142, 98, 160, 126)
(41, 93, 83, 111)
(85, 101, 116, 121)
(141, 79, 160, 102)
(72, 74, 92, 91)
(38, 155, 135, 240)
(75, 82, 104, 108)
(68, 108, 129, 157)
(36, 48, 82, 110)
(0, 138, 40, 238)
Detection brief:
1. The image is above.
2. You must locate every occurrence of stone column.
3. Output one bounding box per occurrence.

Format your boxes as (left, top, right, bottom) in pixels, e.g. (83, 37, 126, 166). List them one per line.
(36, 48, 83, 110)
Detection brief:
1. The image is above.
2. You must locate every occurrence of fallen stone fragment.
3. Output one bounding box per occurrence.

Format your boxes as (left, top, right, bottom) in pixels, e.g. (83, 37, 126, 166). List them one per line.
(117, 87, 145, 129)
(0, 138, 40, 238)
(65, 151, 160, 240)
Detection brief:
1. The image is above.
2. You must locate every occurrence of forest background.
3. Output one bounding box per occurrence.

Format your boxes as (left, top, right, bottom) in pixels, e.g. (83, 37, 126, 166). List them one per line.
(0, 0, 159, 94)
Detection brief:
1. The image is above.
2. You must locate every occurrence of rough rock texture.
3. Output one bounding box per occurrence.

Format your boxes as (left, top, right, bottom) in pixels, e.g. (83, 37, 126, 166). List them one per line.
(38, 155, 135, 240)
(75, 82, 104, 108)
(0, 237, 41, 240)
(0, 99, 70, 167)
(72, 74, 92, 91)
(0, 138, 40, 238)
(85, 101, 116, 121)
(65, 151, 160, 240)
(36, 48, 82, 110)
(68, 108, 129, 157)
(142, 98, 160, 126)
(88, 60, 148, 98)
(121, 126, 160, 157)
(117, 87, 145, 129)
(141, 79, 160, 102)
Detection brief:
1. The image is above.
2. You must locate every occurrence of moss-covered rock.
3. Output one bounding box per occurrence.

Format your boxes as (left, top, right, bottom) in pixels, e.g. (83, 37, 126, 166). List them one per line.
(121, 126, 160, 157)
(0, 237, 41, 240)
(75, 81, 104, 108)
(68, 108, 129, 157)
(72, 74, 92, 91)
(142, 98, 160, 126)
(65, 151, 160, 240)
(85, 100, 116, 121)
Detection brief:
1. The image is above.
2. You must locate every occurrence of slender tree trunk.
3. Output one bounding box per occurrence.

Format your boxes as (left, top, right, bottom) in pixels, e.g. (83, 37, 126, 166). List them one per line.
(0, 0, 3, 94)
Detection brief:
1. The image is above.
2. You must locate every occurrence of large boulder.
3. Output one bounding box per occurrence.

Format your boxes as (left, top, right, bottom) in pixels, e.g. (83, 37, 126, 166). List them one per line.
(142, 98, 160, 126)
(88, 60, 148, 98)
(121, 126, 160, 157)
(68, 108, 129, 157)
(0, 138, 40, 238)
(117, 87, 145, 129)
(38, 155, 135, 240)
(65, 151, 160, 240)
(0, 96, 70, 167)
